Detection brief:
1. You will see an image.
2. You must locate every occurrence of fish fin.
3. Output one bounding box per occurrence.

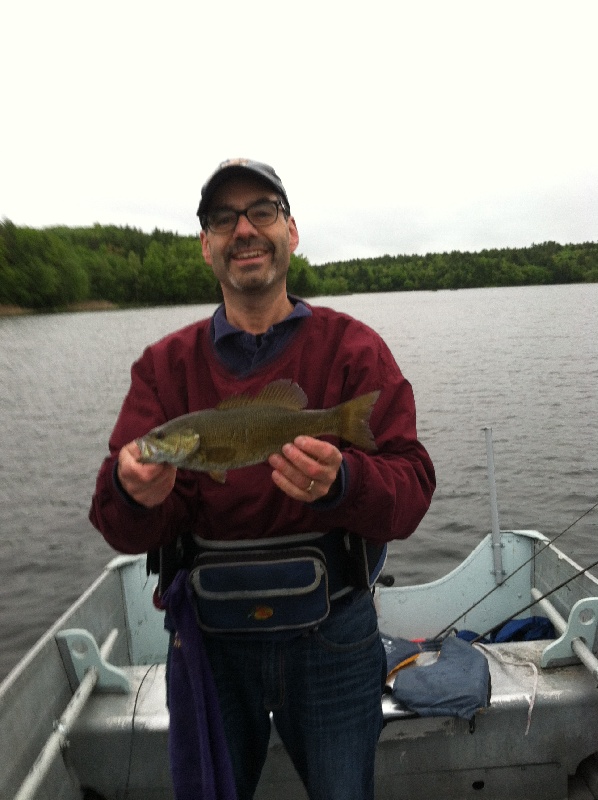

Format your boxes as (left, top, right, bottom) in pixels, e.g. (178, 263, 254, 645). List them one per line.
(209, 470, 227, 484)
(338, 391, 381, 452)
(216, 379, 307, 411)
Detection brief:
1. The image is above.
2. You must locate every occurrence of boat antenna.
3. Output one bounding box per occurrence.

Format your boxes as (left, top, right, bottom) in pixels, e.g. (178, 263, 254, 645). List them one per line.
(470, 553, 598, 644)
(484, 427, 505, 586)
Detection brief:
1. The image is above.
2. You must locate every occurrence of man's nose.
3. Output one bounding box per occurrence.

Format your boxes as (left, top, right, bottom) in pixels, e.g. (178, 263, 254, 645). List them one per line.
(233, 211, 258, 236)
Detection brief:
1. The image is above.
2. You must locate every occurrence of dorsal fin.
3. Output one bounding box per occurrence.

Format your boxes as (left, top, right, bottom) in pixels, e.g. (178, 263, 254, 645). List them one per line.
(216, 379, 308, 411)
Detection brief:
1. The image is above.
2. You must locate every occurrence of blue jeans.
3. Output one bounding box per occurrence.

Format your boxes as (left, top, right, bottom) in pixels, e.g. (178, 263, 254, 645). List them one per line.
(202, 589, 386, 800)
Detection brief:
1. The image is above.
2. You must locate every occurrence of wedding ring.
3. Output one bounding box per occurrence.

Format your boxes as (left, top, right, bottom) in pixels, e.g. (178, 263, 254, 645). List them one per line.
(306, 479, 315, 493)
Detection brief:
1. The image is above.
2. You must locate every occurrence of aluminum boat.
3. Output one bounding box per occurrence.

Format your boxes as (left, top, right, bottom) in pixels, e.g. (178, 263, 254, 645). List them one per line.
(2, 525, 598, 800)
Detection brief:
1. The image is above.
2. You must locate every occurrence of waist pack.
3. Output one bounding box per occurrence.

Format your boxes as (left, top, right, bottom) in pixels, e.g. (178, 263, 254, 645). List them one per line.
(190, 546, 330, 634)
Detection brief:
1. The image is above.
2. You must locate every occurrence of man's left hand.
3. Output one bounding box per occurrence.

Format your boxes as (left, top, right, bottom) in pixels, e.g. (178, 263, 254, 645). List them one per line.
(268, 436, 343, 502)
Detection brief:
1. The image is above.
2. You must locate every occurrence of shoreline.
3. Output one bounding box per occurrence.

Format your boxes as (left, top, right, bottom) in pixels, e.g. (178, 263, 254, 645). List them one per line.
(0, 305, 31, 317)
(0, 301, 118, 317)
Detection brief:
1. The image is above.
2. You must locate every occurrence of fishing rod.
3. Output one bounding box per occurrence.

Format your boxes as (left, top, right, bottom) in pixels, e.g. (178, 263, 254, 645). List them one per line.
(433, 499, 598, 640)
(471, 553, 598, 644)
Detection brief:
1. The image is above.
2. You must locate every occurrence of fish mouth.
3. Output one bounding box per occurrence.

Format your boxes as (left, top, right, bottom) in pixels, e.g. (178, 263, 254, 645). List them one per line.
(136, 437, 160, 463)
(135, 432, 200, 467)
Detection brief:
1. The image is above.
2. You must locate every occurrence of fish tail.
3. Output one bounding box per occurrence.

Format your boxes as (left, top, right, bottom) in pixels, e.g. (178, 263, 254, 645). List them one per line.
(337, 391, 380, 451)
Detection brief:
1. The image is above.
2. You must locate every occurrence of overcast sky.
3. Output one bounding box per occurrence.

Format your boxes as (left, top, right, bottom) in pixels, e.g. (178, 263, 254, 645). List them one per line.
(2, 0, 597, 265)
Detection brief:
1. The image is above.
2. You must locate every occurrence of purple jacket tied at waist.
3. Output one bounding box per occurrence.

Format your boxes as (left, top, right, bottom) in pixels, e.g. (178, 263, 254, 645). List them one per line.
(163, 569, 237, 800)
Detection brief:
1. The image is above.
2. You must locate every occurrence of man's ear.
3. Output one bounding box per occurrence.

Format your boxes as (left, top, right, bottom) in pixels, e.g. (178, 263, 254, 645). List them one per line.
(288, 216, 299, 254)
(200, 230, 212, 265)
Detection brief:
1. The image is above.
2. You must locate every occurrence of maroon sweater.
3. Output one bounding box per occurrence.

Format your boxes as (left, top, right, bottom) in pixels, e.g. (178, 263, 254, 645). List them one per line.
(89, 304, 435, 554)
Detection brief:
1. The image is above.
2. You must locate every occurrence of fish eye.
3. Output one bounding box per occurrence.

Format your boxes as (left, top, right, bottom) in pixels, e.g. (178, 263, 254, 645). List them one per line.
(153, 430, 166, 440)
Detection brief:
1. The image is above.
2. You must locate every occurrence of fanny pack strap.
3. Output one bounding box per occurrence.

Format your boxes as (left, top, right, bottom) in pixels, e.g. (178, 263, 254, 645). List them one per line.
(192, 530, 387, 599)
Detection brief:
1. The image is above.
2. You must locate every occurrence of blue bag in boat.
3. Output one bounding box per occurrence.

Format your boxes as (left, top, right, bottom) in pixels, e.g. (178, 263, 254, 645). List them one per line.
(492, 616, 555, 642)
(391, 635, 491, 721)
(456, 615, 555, 644)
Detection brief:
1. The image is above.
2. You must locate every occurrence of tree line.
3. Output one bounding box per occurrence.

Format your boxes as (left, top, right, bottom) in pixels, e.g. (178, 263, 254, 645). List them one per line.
(1, 218, 596, 311)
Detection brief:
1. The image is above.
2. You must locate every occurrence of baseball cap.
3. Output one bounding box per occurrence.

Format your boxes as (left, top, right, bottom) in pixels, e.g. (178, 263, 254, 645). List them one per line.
(197, 158, 290, 223)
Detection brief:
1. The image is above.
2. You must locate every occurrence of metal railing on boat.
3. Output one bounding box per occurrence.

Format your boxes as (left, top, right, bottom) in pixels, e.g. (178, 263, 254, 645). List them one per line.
(13, 628, 125, 800)
(531, 587, 598, 679)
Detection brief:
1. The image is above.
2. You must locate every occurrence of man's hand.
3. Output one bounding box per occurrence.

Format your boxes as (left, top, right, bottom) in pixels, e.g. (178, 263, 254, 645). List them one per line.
(268, 436, 343, 503)
(117, 441, 176, 508)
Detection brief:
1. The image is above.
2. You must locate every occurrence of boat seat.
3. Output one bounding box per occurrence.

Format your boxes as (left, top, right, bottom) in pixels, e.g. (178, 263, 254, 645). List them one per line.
(69, 664, 171, 800)
(67, 640, 598, 800)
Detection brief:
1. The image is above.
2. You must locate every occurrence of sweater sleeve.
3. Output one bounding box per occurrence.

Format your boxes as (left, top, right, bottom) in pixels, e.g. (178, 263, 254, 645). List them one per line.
(89, 346, 198, 554)
(308, 329, 435, 544)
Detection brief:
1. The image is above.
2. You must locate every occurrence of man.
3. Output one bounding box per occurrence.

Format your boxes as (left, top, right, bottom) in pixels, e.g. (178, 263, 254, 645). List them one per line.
(90, 158, 435, 800)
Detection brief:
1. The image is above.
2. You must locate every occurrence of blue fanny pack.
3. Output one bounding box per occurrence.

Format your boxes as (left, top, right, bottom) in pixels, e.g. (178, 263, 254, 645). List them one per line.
(190, 546, 330, 634)
(189, 532, 387, 635)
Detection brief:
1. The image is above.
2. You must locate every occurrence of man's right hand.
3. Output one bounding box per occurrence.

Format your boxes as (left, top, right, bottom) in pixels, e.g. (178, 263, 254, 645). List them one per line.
(117, 441, 177, 507)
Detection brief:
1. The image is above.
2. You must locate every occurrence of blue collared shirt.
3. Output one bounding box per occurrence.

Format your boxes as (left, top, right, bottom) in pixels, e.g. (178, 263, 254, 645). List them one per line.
(211, 298, 312, 376)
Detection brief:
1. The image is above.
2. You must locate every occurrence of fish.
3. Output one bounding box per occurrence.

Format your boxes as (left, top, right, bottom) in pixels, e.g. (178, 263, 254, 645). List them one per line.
(136, 379, 380, 483)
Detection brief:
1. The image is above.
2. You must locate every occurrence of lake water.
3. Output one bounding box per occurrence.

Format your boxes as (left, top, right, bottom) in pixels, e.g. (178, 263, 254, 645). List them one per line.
(0, 285, 596, 682)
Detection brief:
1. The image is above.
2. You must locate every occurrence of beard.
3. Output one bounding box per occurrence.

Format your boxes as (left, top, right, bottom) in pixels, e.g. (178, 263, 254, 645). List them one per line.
(218, 236, 290, 294)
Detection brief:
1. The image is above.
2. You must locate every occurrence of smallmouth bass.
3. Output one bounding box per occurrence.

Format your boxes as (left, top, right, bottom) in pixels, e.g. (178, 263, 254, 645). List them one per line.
(136, 379, 380, 483)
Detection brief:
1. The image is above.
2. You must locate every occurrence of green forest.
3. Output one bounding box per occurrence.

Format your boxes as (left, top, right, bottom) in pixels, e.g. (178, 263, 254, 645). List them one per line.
(1, 218, 597, 313)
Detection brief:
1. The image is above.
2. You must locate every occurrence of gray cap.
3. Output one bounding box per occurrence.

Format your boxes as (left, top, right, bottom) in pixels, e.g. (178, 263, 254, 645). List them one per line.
(197, 158, 290, 224)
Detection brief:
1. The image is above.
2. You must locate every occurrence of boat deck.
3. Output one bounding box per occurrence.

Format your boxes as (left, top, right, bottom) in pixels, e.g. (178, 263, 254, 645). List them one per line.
(64, 638, 598, 800)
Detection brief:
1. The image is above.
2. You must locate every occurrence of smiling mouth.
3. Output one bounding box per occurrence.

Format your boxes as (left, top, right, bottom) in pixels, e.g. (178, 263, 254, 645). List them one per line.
(232, 249, 269, 261)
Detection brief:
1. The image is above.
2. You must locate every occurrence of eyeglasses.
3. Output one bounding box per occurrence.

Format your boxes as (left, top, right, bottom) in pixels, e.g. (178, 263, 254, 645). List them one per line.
(204, 200, 286, 233)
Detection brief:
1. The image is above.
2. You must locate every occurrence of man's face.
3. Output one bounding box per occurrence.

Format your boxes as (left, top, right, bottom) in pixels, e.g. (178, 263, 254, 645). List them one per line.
(200, 176, 299, 296)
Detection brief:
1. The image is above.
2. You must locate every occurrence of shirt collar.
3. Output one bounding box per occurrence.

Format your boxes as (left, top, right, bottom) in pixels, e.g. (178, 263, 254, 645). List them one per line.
(212, 297, 311, 343)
